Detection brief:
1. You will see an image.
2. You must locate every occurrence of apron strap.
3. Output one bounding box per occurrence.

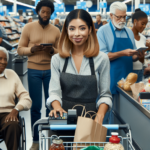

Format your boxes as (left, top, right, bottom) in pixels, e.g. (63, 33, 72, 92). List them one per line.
(62, 57, 95, 75)
(109, 21, 133, 49)
(62, 57, 69, 73)
(110, 21, 116, 39)
(89, 57, 95, 75)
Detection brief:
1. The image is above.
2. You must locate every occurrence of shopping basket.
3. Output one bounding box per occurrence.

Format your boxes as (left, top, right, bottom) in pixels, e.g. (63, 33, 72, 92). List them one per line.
(35, 120, 136, 150)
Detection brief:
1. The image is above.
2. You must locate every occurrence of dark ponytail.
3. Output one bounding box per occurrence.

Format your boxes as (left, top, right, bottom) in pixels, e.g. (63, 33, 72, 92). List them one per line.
(132, 9, 147, 23)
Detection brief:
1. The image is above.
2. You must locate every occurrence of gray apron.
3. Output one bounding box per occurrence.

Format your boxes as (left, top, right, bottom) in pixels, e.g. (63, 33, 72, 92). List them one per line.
(48, 57, 98, 142)
(60, 57, 98, 116)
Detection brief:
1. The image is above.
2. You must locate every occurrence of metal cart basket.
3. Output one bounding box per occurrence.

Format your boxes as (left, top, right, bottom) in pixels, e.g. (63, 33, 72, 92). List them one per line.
(37, 123, 136, 150)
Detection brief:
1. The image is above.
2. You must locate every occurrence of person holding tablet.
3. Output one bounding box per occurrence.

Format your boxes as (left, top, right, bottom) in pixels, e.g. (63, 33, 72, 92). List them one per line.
(132, 9, 149, 82)
(97, 2, 145, 124)
(17, 0, 60, 149)
(47, 9, 112, 127)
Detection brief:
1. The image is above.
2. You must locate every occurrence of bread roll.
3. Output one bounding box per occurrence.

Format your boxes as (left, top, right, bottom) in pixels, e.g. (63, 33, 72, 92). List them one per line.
(123, 82, 132, 91)
(126, 73, 138, 84)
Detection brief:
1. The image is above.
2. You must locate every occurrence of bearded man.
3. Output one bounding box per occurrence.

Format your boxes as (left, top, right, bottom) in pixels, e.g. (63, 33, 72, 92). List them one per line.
(97, 2, 142, 124)
(17, 0, 60, 149)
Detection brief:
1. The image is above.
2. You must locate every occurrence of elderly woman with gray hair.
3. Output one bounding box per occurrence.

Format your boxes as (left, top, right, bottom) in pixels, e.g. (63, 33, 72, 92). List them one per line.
(0, 47, 32, 150)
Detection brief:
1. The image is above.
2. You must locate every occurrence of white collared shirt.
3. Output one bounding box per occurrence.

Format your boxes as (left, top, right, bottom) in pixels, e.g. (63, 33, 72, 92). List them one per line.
(0, 72, 4, 77)
(47, 52, 112, 110)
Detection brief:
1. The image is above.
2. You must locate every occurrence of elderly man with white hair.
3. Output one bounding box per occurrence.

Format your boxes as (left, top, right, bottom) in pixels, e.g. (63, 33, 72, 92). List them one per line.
(97, 2, 144, 124)
(0, 46, 32, 150)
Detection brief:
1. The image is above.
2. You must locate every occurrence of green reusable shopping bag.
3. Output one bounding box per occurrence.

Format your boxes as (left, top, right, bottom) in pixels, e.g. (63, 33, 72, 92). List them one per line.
(80, 146, 104, 150)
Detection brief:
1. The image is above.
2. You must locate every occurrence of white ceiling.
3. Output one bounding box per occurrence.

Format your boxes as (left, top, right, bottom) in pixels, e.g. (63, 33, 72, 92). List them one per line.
(1, 0, 150, 6)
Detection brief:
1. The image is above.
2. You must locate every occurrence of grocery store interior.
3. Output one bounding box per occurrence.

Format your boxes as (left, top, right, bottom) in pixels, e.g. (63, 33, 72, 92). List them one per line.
(0, 0, 150, 150)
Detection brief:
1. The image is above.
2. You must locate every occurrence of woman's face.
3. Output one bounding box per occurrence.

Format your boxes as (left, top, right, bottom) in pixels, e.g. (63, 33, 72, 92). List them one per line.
(67, 19, 91, 47)
(135, 18, 148, 33)
(0, 51, 7, 74)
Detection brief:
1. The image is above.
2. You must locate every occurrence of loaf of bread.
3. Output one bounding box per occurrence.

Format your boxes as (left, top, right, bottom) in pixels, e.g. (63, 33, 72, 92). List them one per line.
(123, 73, 138, 91)
(123, 82, 132, 91)
(126, 73, 138, 84)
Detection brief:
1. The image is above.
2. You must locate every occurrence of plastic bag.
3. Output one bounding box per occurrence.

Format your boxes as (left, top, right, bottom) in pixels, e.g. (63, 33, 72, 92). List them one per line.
(117, 78, 125, 88)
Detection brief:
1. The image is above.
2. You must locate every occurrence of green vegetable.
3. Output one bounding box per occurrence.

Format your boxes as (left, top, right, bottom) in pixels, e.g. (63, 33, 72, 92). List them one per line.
(80, 146, 104, 150)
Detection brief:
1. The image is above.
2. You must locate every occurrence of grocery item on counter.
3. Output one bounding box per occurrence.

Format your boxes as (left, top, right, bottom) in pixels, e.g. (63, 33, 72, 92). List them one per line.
(49, 138, 65, 150)
(130, 82, 145, 100)
(139, 78, 150, 93)
(118, 78, 125, 88)
(118, 73, 138, 91)
(104, 132, 124, 150)
(126, 73, 138, 84)
(140, 92, 150, 111)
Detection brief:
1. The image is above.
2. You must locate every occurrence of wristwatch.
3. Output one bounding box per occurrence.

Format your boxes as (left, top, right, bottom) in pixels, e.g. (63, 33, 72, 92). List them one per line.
(14, 108, 19, 112)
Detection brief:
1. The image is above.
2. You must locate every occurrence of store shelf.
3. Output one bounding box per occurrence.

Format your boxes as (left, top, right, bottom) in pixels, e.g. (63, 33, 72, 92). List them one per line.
(4, 26, 12, 29)
(12, 30, 21, 34)
(6, 32, 16, 35)
(0, 19, 10, 22)
(8, 37, 20, 41)
(12, 43, 18, 47)
(17, 25, 22, 27)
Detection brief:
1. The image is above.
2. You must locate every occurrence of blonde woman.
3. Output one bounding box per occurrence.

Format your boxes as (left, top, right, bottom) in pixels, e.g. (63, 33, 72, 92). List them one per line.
(47, 9, 112, 125)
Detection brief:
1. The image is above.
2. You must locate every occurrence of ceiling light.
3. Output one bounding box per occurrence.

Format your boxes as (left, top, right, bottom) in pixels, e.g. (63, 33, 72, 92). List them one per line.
(122, 0, 132, 3)
(5, 0, 35, 9)
(54, 0, 62, 4)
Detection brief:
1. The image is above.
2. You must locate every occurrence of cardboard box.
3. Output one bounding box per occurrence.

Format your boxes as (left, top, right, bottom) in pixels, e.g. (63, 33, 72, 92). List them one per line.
(140, 100, 150, 110)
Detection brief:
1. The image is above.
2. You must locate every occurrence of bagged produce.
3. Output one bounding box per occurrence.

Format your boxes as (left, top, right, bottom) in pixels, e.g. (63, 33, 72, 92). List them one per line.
(80, 146, 103, 150)
(117, 78, 125, 88)
(130, 83, 145, 100)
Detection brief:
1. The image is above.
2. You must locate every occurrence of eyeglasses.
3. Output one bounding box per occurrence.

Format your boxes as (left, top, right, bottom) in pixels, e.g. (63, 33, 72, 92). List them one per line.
(113, 14, 127, 20)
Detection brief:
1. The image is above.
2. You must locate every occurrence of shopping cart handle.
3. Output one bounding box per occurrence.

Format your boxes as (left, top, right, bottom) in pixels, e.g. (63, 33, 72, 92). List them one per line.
(49, 124, 129, 130)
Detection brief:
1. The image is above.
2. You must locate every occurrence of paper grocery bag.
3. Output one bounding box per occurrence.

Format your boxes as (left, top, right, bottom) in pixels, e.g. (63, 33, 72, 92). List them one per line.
(73, 111, 107, 150)
(130, 83, 145, 100)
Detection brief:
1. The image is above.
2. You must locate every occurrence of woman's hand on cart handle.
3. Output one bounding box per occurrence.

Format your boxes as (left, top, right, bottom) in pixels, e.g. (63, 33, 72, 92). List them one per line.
(50, 100, 67, 118)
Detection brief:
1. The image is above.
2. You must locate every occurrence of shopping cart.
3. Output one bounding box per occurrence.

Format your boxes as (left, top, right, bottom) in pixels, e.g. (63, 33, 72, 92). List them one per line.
(34, 118, 136, 150)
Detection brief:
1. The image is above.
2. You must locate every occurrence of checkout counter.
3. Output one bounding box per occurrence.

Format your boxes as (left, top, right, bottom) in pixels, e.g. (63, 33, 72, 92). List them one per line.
(113, 86, 150, 150)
